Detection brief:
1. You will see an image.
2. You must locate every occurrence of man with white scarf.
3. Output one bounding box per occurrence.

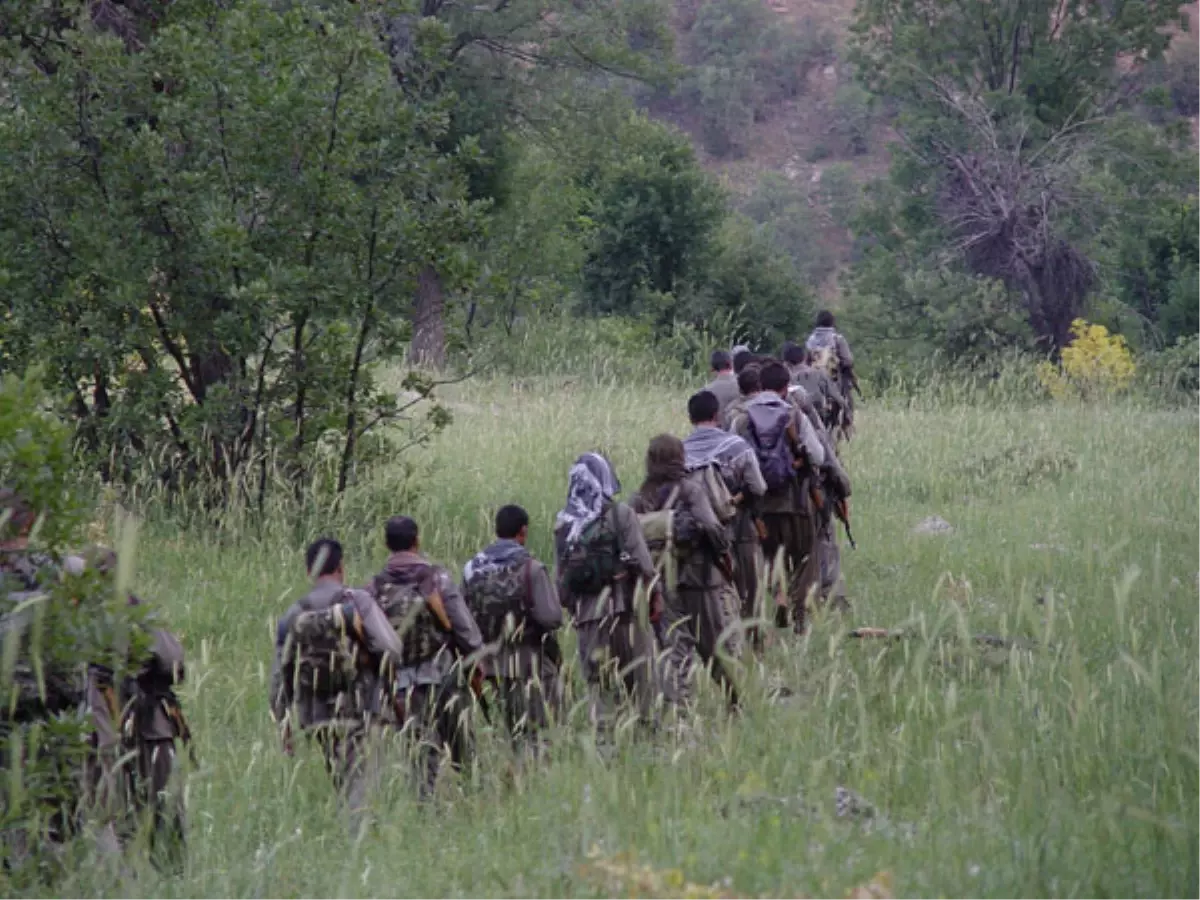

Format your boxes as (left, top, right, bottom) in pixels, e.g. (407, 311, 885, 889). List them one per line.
(683, 390, 768, 650)
(554, 453, 660, 726)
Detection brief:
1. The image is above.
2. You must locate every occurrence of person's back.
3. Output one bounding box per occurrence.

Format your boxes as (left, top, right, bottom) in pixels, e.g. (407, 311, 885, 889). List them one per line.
(554, 452, 658, 723)
(465, 505, 562, 746)
(630, 435, 736, 708)
(703, 349, 739, 422)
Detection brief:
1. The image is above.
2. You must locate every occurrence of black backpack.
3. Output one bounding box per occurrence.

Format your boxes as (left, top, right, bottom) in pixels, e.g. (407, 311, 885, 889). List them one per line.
(561, 507, 621, 596)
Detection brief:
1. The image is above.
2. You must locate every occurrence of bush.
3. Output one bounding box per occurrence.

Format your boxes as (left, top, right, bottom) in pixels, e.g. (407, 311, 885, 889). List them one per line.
(742, 173, 838, 288)
(1036, 319, 1136, 400)
(817, 162, 860, 228)
(830, 84, 873, 156)
(1166, 38, 1199, 116)
(683, 0, 832, 158)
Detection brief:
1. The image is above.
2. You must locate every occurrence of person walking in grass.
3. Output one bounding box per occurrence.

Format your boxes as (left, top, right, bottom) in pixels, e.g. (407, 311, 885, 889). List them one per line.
(555, 452, 661, 728)
(270, 538, 403, 832)
(463, 504, 563, 759)
(683, 389, 767, 650)
(367, 516, 483, 797)
(631, 434, 740, 711)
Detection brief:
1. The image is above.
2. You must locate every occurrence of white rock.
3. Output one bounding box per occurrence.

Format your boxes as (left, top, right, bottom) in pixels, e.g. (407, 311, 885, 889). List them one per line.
(913, 515, 953, 535)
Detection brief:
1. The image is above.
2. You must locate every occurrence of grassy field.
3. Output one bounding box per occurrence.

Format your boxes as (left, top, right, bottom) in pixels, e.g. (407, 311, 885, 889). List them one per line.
(46, 369, 1199, 898)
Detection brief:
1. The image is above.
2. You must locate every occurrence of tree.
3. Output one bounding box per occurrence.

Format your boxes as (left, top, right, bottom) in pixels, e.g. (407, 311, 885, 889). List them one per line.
(579, 114, 724, 321)
(0, 0, 476, 496)
(848, 0, 1191, 352)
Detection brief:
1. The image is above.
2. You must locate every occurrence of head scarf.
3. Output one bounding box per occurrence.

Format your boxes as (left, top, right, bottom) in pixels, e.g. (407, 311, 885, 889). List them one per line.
(555, 452, 621, 544)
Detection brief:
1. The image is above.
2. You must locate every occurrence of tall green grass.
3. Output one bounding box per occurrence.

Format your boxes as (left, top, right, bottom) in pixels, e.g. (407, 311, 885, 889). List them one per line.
(35, 360, 1199, 898)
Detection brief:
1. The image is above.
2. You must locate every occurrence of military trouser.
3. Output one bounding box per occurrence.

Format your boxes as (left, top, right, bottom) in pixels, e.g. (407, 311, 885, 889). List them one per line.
(489, 661, 561, 762)
(761, 511, 819, 634)
(662, 585, 740, 710)
(576, 610, 659, 727)
(313, 722, 386, 834)
(815, 511, 847, 609)
(395, 679, 473, 799)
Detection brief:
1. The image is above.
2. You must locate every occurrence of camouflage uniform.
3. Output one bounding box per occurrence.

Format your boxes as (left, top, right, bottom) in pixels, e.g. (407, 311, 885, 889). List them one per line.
(631, 479, 738, 708)
(735, 394, 825, 634)
(463, 539, 563, 752)
(368, 551, 483, 796)
(270, 581, 403, 828)
(682, 426, 767, 648)
(790, 363, 842, 434)
(555, 501, 659, 726)
(806, 327, 856, 437)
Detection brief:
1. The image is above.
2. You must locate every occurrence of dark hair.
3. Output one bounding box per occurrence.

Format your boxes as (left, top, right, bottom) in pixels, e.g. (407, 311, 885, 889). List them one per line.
(784, 342, 806, 366)
(640, 433, 687, 498)
(710, 349, 732, 372)
(733, 350, 755, 374)
(760, 361, 791, 394)
(816, 309, 835, 328)
(737, 366, 761, 396)
(385, 516, 419, 552)
(688, 389, 720, 425)
(495, 504, 529, 540)
(305, 538, 343, 578)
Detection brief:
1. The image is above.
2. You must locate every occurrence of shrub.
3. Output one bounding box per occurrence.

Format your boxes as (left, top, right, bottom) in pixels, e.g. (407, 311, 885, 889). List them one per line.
(1036, 319, 1136, 399)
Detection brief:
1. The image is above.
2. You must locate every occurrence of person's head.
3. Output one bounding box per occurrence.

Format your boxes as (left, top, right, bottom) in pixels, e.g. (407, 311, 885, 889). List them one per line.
(0, 488, 36, 549)
(385, 516, 420, 553)
(709, 349, 732, 374)
(737, 365, 761, 397)
(305, 537, 344, 581)
(495, 504, 530, 545)
(643, 433, 687, 489)
(784, 341, 806, 367)
(760, 361, 791, 396)
(816, 309, 836, 329)
(688, 389, 721, 427)
(733, 349, 755, 374)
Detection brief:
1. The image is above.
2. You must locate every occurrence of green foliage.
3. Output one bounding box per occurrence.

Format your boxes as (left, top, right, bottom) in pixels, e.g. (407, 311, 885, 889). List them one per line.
(846, 0, 1194, 354)
(580, 115, 725, 319)
(0, 0, 473, 497)
(681, 0, 832, 158)
(0, 372, 151, 886)
(845, 253, 1033, 365)
(742, 172, 837, 288)
(0, 375, 83, 550)
(816, 162, 860, 229)
(829, 83, 873, 156)
(681, 214, 815, 351)
(1165, 37, 1200, 116)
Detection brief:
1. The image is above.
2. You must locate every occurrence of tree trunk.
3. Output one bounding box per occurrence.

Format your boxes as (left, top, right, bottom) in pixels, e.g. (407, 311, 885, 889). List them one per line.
(409, 264, 446, 370)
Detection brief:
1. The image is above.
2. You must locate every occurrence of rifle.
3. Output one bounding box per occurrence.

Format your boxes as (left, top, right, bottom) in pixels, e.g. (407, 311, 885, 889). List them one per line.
(834, 497, 856, 549)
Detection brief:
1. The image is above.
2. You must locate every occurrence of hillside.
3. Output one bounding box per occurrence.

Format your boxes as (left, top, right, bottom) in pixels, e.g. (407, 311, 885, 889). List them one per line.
(651, 0, 1200, 305)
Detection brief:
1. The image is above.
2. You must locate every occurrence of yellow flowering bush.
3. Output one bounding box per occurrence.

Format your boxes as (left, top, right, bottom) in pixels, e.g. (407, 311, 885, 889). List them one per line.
(1037, 319, 1136, 399)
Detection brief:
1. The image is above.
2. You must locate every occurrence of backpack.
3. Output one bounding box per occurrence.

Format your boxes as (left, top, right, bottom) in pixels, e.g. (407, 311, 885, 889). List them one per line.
(562, 507, 621, 596)
(687, 462, 736, 524)
(374, 568, 448, 668)
(285, 599, 363, 701)
(465, 553, 532, 646)
(746, 404, 797, 492)
(812, 345, 840, 384)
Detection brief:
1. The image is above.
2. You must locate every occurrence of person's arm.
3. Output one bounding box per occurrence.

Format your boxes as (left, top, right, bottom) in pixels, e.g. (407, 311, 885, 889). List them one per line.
(795, 410, 826, 469)
(268, 606, 299, 724)
(836, 334, 854, 368)
(615, 502, 656, 581)
(348, 589, 405, 670)
(687, 482, 730, 556)
(526, 561, 563, 632)
(737, 445, 767, 498)
(437, 572, 484, 657)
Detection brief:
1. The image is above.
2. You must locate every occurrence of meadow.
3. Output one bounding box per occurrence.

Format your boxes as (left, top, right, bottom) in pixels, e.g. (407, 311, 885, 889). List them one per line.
(44, 351, 1199, 898)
